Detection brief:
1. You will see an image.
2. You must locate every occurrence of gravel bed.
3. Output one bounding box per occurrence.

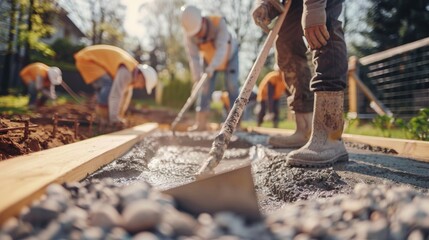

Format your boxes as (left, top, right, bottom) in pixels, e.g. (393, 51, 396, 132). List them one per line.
(1, 179, 429, 240)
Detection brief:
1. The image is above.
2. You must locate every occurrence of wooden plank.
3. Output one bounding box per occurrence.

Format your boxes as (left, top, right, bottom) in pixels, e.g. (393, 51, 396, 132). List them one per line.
(248, 127, 429, 163)
(0, 123, 158, 224)
(359, 37, 429, 65)
(341, 134, 429, 163)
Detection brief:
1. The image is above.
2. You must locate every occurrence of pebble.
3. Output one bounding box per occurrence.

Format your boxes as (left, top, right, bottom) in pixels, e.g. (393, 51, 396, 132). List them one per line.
(1, 178, 429, 240)
(122, 200, 162, 233)
(88, 203, 122, 229)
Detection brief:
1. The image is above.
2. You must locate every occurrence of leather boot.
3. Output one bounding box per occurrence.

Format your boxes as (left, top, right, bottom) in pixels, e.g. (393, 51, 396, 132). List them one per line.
(268, 112, 312, 148)
(286, 91, 348, 167)
(187, 112, 208, 131)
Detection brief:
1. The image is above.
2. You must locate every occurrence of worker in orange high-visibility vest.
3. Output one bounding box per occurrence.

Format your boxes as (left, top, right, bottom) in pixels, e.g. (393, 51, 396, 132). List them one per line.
(74, 45, 157, 127)
(257, 70, 288, 128)
(20, 62, 63, 109)
(180, 5, 240, 131)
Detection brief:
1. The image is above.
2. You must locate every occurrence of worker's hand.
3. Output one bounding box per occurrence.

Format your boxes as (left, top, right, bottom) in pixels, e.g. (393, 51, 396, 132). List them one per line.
(204, 67, 215, 79)
(252, 3, 271, 33)
(304, 25, 330, 50)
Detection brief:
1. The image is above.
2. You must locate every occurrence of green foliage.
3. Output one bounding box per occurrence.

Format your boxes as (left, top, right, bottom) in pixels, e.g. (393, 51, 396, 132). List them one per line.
(395, 108, 429, 141)
(370, 108, 429, 141)
(0, 95, 30, 114)
(353, 0, 429, 55)
(19, 0, 57, 57)
(161, 79, 192, 109)
(51, 38, 85, 63)
(372, 114, 395, 137)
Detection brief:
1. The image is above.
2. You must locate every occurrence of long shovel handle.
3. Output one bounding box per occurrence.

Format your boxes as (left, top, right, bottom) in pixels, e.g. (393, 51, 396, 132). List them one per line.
(197, 0, 291, 175)
(171, 73, 209, 132)
(60, 81, 81, 103)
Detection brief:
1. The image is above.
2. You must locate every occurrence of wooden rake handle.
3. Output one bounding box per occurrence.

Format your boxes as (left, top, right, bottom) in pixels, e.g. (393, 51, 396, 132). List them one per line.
(171, 73, 209, 132)
(197, 0, 292, 175)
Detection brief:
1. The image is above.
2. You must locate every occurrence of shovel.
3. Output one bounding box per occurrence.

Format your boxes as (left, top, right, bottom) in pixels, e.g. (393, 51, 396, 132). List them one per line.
(170, 73, 209, 134)
(197, 0, 290, 175)
(60, 81, 82, 104)
(163, 1, 290, 220)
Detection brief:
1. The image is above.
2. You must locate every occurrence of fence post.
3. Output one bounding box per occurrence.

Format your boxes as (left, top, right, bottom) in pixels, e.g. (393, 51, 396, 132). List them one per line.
(348, 56, 358, 118)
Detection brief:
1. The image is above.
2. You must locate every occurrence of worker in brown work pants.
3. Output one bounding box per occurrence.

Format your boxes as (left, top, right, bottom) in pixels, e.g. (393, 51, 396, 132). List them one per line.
(253, 0, 348, 167)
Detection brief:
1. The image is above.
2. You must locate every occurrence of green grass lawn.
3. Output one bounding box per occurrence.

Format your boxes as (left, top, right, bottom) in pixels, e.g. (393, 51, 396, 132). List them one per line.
(241, 118, 408, 140)
(0, 95, 30, 114)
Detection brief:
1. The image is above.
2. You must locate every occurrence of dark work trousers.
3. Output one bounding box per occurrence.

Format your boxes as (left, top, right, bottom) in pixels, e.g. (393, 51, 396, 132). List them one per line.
(276, 0, 347, 113)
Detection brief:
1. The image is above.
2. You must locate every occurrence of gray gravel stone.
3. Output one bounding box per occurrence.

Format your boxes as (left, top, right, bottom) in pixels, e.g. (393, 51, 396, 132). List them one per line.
(159, 208, 198, 237)
(132, 231, 160, 240)
(122, 199, 162, 233)
(88, 203, 122, 229)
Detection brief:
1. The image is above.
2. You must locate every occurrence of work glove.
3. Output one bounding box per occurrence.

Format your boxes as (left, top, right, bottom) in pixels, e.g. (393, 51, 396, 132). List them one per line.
(304, 25, 330, 50)
(204, 66, 215, 79)
(252, 0, 281, 33)
(302, 1, 330, 50)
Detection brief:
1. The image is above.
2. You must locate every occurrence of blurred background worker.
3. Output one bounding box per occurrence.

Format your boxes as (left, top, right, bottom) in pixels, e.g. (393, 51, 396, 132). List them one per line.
(257, 69, 288, 128)
(181, 5, 240, 131)
(20, 62, 63, 109)
(74, 45, 157, 127)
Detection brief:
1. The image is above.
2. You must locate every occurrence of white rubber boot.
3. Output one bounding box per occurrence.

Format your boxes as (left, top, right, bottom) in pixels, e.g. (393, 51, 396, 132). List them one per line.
(286, 91, 348, 167)
(187, 112, 208, 132)
(268, 112, 312, 148)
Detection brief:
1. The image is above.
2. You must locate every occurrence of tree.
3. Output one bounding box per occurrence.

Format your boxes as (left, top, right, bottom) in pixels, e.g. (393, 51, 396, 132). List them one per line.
(138, 0, 188, 81)
(1, 0, 18, 95)
(60, 0, 126, 46)
(352, 0, 429, 56)
(0, 0, 55, 94)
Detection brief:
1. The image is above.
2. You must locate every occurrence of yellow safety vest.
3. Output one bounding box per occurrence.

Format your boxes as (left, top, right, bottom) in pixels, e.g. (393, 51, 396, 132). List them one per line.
(74, 45, 138, 84)
(257, 71, 287, 101)
(19, 62, 50, 86)
(198, 16, 231, 71)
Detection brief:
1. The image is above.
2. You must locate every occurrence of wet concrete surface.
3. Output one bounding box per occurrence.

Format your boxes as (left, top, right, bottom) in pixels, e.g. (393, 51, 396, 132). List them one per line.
(89, 130, 429, 215)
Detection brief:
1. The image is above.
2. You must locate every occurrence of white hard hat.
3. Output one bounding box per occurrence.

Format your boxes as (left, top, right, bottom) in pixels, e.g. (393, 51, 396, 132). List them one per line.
(180, 5, 202, 36)
(47, 67, 63, 85)
(137, 64, 157, 94)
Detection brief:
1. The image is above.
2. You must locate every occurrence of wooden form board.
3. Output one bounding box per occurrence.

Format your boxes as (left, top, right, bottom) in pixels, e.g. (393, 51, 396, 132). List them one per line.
(0, 123, 158, 224)
(248, 127, 429, 163)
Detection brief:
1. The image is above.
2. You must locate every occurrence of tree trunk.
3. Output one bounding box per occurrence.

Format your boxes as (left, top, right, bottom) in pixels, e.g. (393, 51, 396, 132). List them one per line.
(22, 0, 34, 68)
(1, 0, 17, 95)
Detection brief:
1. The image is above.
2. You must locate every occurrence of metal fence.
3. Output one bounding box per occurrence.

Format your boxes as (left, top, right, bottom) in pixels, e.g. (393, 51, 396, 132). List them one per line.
(349, 37, 429, 120)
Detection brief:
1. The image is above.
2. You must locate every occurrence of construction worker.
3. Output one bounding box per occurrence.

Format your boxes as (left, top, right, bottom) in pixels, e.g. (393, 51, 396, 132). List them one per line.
(252, 0, 348, 166)
(180, 5, 240, 131)
(20, 62, 63, 109)
(74, 45, 157, 127)
(257, 69, 288, 128)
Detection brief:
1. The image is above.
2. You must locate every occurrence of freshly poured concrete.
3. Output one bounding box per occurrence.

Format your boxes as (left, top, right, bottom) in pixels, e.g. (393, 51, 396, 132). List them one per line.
(90, 130, 429, 214)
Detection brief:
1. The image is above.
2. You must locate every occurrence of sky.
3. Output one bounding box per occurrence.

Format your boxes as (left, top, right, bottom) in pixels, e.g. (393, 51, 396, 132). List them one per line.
(120, 0, 146, 39)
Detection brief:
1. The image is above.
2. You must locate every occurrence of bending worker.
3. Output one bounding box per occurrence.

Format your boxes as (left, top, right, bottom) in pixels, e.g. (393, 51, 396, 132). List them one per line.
(257, 69, 288, 128)
(74, 45, 157, 127)
(180, 5, 240, 131)
(253, 0, 348, 167)
(20, 62, 62, 109)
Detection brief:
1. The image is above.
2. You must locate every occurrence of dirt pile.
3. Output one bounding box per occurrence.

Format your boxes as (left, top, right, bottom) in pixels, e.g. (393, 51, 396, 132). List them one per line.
(0, 102, 180, 160)
(0, 117, 83, 160)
